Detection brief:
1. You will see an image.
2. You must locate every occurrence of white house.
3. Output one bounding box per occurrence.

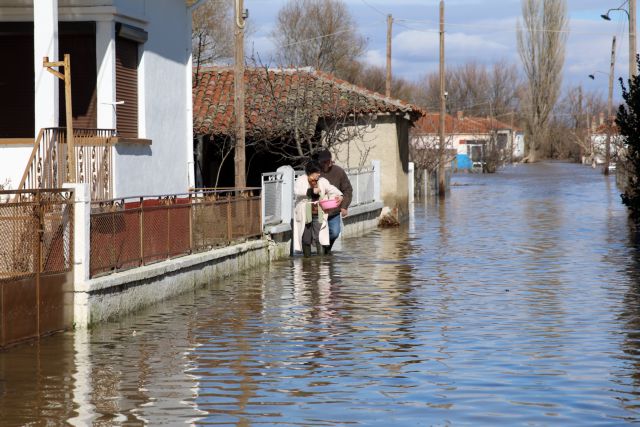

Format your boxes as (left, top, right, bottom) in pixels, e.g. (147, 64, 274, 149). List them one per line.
(411, 111, 522, 171)
(0, 0, 199, 198)
(584, 113, 624, 168)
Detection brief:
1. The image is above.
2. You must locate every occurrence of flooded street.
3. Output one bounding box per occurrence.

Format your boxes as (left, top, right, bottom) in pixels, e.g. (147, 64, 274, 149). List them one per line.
(3, 162, 640, 425)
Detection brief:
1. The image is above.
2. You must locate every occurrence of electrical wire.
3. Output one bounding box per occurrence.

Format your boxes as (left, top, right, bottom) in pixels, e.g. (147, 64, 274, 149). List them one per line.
(395, 18, 622, 36)
(272, 20, 385, 49)
(359, 0, 388, 17)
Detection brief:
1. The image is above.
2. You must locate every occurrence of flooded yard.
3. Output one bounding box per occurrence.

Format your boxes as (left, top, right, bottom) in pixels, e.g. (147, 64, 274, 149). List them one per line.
(2, 162, 640, 425)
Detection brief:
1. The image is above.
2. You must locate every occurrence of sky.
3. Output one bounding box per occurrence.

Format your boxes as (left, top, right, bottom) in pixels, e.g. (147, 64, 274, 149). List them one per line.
(244, 0, 636, 102)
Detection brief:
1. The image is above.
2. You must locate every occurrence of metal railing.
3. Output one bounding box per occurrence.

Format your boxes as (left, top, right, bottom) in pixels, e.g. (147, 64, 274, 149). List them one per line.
(0, 189, 74, 281)
(345, 166, 376, 206)
(89, 188, 262, 277)
(18, 127, 115, 201)
(261, 172, 284, 226)
(0, 188, 74, 347)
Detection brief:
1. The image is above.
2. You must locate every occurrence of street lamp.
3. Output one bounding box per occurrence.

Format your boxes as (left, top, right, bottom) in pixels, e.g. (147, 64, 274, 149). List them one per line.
(601, 0, 636, 78)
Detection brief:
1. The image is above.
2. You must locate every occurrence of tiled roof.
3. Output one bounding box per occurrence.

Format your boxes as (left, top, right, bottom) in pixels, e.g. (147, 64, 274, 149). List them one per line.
(594, 121, 619, 134)
(412, 113, 517, 135)
(193, 67, 425, 138)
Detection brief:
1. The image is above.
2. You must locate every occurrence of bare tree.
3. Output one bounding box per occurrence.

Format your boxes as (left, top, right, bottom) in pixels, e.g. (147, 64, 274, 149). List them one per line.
(250, 65, 378, 168)
(349, 64, 418, 102)
(270, 0, 367, 80)
(548, 87, 612, 162)
(517, 0, 568, 162)
(415, 60, 521, 117)
(192, 0, 235, 86)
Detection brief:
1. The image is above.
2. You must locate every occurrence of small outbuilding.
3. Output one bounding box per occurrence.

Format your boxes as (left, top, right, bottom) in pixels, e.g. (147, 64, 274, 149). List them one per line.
(193, 67, 424, 217)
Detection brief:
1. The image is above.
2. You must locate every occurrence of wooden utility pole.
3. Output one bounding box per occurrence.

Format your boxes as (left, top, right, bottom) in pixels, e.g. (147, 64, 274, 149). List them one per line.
(631, 0, 637, 78)
(386, 14, 393, 98)
(438, 0, 446, 197)
(44, 53, 75, 183)
(234, 0, 247, 188)
(605, 36, 616, 175)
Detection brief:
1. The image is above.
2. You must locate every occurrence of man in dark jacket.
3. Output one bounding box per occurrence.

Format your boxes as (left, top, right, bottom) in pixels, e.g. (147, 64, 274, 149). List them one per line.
(316, 149, 353, 254)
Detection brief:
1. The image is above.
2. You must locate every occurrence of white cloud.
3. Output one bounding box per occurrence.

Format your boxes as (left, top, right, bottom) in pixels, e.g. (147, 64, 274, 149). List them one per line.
(362, 49, 386, 68)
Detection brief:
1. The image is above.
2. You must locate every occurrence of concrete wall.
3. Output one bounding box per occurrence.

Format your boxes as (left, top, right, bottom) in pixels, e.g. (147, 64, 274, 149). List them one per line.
(0, 146, 32, 189)
(76, 238, 291, 327)
(334, 114, 410, 218)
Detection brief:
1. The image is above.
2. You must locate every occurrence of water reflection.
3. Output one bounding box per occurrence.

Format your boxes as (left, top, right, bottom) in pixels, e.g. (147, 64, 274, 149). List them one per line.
(2, 163, 640, 424)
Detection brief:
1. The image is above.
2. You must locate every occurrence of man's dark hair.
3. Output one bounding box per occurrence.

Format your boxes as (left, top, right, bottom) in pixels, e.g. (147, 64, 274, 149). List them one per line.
(316, 149, 332, 162)
(304, 160, 322, 175)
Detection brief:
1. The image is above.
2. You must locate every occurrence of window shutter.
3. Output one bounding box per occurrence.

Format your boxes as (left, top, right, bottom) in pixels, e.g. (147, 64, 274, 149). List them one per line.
(116, 37, 138, 138)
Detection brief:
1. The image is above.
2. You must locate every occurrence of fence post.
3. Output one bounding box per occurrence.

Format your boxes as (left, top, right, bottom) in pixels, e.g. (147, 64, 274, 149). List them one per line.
(277, 166, 295, 226)
(63, 183, 90, 328)
(63, 183, 90, 285)
(371, 160, 381, 203)
(139, 197, 144, 266)
(188, 193, 193, 253)
(261, 175, 265, 231)
(408, 162, 415, 204)
(227, 194, 233, 241)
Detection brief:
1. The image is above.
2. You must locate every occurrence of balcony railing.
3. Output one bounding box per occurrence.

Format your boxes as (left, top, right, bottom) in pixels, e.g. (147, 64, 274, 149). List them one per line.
(18, 127, 115, 201)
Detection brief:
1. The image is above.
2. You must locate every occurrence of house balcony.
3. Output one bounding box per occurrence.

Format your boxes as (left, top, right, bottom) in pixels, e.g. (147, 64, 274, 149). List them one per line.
(18, 127, 116, 201)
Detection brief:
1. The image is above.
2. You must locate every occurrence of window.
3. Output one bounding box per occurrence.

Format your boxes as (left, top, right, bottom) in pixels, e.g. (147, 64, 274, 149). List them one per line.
(58, 22, 97, 129)
(115, 24, 146, 138)
(0, 22, 97, 138)
(0, 23, 34, 138)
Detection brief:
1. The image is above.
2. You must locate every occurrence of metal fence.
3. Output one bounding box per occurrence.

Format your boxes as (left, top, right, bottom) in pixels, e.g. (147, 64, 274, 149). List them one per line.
(261, 172, 284, 226)
(0, 189, 74, 347)
(17, 127, 115, 201)
(89, 188, 262, 277)
(345, 166, 376, 206)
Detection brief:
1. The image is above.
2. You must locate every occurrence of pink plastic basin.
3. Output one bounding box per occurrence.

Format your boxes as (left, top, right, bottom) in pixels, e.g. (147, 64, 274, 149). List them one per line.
(319, 199, 340, 210)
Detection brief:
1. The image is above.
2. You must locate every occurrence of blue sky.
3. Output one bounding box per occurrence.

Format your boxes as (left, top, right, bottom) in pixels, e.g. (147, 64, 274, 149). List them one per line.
(245, 0, 636, 101)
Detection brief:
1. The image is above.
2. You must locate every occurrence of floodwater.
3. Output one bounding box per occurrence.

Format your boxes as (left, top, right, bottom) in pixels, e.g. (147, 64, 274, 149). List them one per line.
(2, 162, 640, 426)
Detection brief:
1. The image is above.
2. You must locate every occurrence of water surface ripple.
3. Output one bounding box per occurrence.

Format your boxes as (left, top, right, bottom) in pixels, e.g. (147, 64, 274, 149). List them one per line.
(2, 162, 640, 426)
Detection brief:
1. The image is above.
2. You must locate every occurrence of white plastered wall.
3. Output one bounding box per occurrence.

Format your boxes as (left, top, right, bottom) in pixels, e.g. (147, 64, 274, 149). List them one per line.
(111, 0, 191, 197)
(333, 114, 409, 216)
(0, 0, 192, 195)
(0, 0, 59, 189)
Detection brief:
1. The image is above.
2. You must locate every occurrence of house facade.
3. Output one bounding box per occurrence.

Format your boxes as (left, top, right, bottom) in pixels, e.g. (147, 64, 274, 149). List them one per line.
(193, 67, 424, 218)
(0, 0, 196, 197)
(585, 114, 624, 167)
(411, 111, 521, 171)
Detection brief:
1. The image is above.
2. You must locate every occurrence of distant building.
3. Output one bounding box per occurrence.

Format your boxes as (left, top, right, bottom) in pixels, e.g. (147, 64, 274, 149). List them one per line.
(411, 111, 522, 171)
(586, 112, 624, 168)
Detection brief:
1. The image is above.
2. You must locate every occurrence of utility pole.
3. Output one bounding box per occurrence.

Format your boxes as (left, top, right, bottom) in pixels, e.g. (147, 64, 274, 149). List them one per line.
(438, 0, 446, 197)
(631, 0, 637, 78)
(386, 14, 393, 98)
(234, 0, 247, 188)
(605, 36, 616, 175)
(510, 111, 514, 164)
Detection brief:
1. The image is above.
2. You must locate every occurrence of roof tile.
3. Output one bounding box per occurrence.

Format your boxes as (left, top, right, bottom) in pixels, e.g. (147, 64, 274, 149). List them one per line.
(193, 67, 425, 137)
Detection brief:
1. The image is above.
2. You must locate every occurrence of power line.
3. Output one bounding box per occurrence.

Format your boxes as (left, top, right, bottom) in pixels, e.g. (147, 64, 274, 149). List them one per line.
(395, 18, 620, 36)
(273, 21, 385, 49)
(359, 0, 387, 17)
